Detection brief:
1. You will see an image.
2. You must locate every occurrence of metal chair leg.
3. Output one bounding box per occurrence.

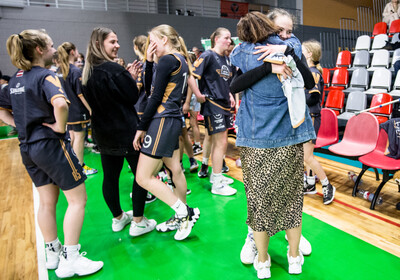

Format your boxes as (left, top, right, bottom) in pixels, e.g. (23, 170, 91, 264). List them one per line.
(352, 165, 368, 197)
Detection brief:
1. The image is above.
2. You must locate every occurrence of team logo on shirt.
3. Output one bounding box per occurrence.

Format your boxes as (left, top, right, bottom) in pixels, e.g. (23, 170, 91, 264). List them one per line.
(216, 65, 232, 81)
(10, 83, 25, 95)
(45, 76, 65, 94)
(16, 70, 24, 78)
(193, 58, 203, 68)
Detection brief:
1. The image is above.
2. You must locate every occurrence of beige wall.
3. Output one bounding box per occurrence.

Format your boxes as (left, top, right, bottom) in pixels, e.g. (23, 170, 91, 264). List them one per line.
(303, 0, 375, 28)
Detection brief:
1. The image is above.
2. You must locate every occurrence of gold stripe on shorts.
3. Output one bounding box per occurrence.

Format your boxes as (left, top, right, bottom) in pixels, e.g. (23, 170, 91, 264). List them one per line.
(152, 118, 165, 155)
(59, 139, 81, 181)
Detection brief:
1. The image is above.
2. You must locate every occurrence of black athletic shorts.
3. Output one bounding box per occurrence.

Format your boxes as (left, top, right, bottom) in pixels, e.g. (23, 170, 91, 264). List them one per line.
(204, 113, 233, 135)
(20, 138, 86, 190)
(141, 117, 181, 158)
(67, 122, 88, 132)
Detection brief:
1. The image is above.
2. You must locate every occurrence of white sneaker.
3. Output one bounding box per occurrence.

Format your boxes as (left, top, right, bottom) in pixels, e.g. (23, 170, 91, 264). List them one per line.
(211, 182, 237, 196)
(287, 250, 304, 274)
(55, 252, 103, 278)
(156, 215, 180, 232)
(240, 233, 257, 264)
(253, 254, 271, 279)
(45, 243, 61, 269)
(129, 217, 157, 237)
(210, 173, 234, 185)
(174, 207, 200, 241)
(284, 234, 312, 256)
(112, 210, 133, 232)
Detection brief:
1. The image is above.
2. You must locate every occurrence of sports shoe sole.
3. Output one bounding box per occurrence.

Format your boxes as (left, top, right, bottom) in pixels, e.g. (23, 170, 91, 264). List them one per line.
(304, 190, 317, 195)
(323, 186, 336, 205)
(174, 208, 200, 241)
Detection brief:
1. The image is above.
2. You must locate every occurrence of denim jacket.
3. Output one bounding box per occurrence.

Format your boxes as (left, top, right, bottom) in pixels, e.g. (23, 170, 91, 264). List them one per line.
(230, 35, 316, 149)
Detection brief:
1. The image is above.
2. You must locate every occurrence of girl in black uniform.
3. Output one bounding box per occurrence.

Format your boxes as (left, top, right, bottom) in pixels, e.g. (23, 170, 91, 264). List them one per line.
(302, 40, 336, 205)
(0, 29, 103, 278)
(56, 42, 97, 176)
(82, 27, 155, 238)
(133, 24, 200, 241)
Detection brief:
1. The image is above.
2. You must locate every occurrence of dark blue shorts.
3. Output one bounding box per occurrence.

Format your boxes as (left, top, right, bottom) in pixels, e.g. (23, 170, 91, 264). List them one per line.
(67, 122, 88, 132)
(204, 113, 233, 135)
(311, 114, 321, 145)
(20, 138, 86, 190)
(141, 117, 181, 158)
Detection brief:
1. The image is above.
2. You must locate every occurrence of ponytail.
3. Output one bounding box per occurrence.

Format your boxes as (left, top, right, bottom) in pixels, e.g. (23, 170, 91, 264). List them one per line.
(177, 36, 194, 76)
(6, 29, 50, 71)
(57, 42, 76, 80)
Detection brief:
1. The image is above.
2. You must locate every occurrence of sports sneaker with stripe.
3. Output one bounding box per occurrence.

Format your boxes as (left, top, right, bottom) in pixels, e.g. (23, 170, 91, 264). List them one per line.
(323, 183, 336, 205)
(174, 206, 200, 241)
(287, 250, 304, 274)
(129, 217, 157, 237)
(45, 242, 61, 269)
(112, 210, 133, 232)
(55, 251, 103, 278)
(303, 184, 317, 195)
(210, 173, 234, 185)
(211, 182, 237, 196)
(82, 164, 98, 175)
(156, 215, 180, 232)
(240, 232, 257, 264)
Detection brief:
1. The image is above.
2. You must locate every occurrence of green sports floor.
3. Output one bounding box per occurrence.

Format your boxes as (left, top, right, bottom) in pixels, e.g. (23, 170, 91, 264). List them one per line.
(43, 148, 400, 280)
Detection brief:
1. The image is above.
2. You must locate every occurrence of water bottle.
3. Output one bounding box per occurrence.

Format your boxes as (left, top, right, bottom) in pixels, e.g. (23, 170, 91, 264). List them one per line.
(356, 189, 383, 205)
(236, 158, 242, 168)
(348, 171, 363, 185)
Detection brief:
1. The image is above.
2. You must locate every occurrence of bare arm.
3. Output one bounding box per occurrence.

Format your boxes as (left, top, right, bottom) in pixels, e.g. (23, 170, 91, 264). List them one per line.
(78, 94, 92, 115)
(42, 97, 69, 133)
(0, 109, 15, 127)
(188, 75, 205, 103)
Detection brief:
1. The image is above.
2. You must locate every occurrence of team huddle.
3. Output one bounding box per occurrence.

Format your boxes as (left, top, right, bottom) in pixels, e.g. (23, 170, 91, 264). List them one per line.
(0, 8, 335, 280)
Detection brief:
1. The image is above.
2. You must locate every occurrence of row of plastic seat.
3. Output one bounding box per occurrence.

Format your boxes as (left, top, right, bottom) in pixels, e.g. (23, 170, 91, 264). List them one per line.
(325, 91, 393, 124)
(372, 20, 400, 37)
(335, 49, 400, 71)
(316, 109, 400, 210)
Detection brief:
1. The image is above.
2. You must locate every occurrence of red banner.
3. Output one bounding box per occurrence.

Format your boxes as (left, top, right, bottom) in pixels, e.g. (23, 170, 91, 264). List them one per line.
(221, 0, 248, 19)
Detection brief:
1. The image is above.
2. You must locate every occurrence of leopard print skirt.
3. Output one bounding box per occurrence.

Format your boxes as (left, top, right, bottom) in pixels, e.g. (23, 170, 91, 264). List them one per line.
(240, 144, 304, 236)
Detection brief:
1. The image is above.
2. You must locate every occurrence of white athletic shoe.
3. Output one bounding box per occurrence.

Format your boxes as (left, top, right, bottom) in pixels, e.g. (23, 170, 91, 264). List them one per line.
(156, 215, 180, 232)
(240, 232, 257, 264)
(112, 210, 133, 232)
(210, 173, 234, 185)
(284, 234, 312, 256)
(211, 182, 237, 196)
(129, 217, 157, 237)
(55, 252, 103, 278)
(253, 254, 271, 279)
(174, 207, 200, 241)
(287, 250, 304, 274)
(45, 243, 61, 269)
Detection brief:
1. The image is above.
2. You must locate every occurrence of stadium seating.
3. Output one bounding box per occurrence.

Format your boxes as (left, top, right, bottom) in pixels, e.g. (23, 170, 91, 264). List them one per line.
(354, 35, 371, 52)
(389, 19, 400, 36)
(369, 93, 393, 123)
(335, 50, 352, 68)
(324, 89, 345, 115)
(337, 91, 368, 127)
(315, 108, 339, 148)
(326, 68, 349, 91)
(364, 68, 392, 95)
(350, 50, 370, 69)
(368, 49, 390, 71)
(370, 34, 389, 52)
(343, 68, 369, 94)
(372, 22, 387, 38)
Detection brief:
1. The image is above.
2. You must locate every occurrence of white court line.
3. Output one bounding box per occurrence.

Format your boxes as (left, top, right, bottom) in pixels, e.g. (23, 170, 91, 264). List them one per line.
(32, 183, 49, 280)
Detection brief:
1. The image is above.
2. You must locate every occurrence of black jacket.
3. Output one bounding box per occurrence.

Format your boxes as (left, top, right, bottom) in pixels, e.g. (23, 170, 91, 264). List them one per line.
(82, 61, 139, 155)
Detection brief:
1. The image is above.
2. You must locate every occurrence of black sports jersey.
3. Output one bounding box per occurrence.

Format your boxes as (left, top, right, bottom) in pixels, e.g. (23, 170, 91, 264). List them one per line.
(193, 49, 233, 116)
(138, 53, 188, 131)
(58, 64, 90, 124)
(0, 66, 70, 144)
(305, 66, 323, 115)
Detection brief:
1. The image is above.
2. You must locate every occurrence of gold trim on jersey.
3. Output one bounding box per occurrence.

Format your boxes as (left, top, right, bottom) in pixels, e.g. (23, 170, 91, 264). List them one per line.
(308, 89, 321, 94)
(206, 98, 231, 111)
(162, 82, 177, 104)
(0, 107, 13, 112)
(45, 75, 65, 94)
(67, 120, 90, 125)
(78, 93, 84, 97)
(59, 139, 81, 181)
(207, 116, 213, 132)
(51, 94, 71, 106)
(157, 105, 165, 114)
(171, 54, 182, 76)
(152, 118, 165, 155)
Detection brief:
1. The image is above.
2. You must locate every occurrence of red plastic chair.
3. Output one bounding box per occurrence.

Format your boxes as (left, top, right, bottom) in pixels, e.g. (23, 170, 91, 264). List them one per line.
(326, 68, 349, 91)
(389, 19, 400, 36)
(321, 68, 331, 106)
(336, 50, 352, 68)
(353, 128, 400, 209)
(324, 90, 345, 115)
(328, 112, 379, 157)
(372, 22, 387, 38)
(369, 93, 393, 124)
(315, 108, 339, 148)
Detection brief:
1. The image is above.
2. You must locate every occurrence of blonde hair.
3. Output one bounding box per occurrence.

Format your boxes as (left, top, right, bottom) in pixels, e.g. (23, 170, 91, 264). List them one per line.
(82, 27, 116, 85)
(302, 40, 323, 74)
(133, 35, 147, 61)
(237, 12, 277, 43)
(6, 29, 51, 71)
(57, 42, 76, 80)
(267, 8, 296, 27)
(210, 27, 230, 48)
(149, 24, 194, 76)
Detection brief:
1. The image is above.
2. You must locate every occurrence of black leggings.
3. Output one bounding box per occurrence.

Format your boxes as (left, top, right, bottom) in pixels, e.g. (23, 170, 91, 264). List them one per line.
(100, 153, 147, 218)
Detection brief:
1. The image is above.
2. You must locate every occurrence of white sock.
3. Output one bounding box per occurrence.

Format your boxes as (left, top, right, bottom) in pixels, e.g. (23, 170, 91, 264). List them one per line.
(212, 172, 223, 184)
(63, 244, 80, 259)
(321, 177, 329, 186)
(307, 176, 315, 185)
(202, 157, 209, 165)
(46, 237, 61, 251)
(195, 142, 201, 146)
(171, 199, 188, 218)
